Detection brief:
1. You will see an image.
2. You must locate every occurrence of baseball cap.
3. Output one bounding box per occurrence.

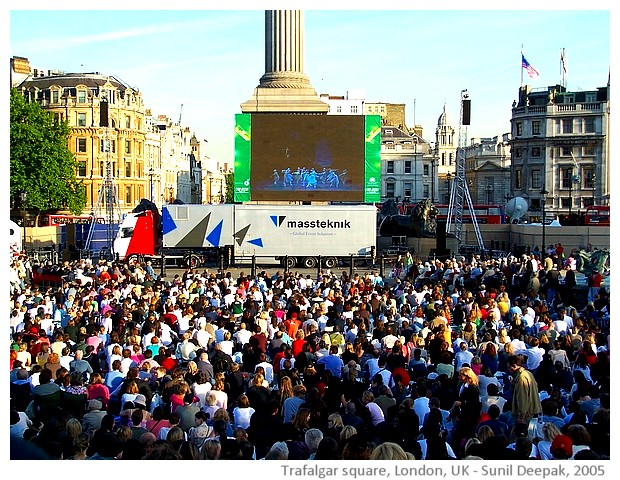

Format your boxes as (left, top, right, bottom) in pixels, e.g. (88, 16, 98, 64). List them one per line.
(551, 434, 573, 457)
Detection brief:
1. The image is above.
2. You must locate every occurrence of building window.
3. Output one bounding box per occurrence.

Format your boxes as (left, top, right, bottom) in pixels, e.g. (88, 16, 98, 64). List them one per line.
(583, 144, 595, 156)
(561, 198, 571, 208)
(561, 146, 572, 157)
(531, 147, 541, 157)
(386, 182, 395, 198)
(77, 113, 86, 127)
(515, 148, 522, 158)
(76, 138, 87, 153)
(77, 161, 87, 177)
(532, 120, 541, 135)
(531, 169, 542, 189)
(585, 118, 596, 133)
(404, 161, 412, 174)
(515, 122, 523, 136)
(583, 166, 595, 188)
(52, 90, 59, 103)
(125, 162, 132, 178)
(441, 153, 446, 165)
(582, 197, 594, 207)
(77, 90, 87, 103)
(386, 161, 394, 174)
(125, 140, 131, 154)
(562, 118, 573, 134)
(449, 153, 454, 165)
(336, 105, 342, 113)
(423, 165, 429, 176)
(423, 184, 429, 198)
(561, 168, 575, 188)
(350, 105, 358, 114)
(125, 186, 132, 204)
(515, 170, 522, 189)
(125, 116, 131, 128)
(404, 182, 412, 197)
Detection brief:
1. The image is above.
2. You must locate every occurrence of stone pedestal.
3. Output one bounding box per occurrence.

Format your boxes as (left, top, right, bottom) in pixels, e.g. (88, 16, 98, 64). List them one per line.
(241, 10, 328, 113)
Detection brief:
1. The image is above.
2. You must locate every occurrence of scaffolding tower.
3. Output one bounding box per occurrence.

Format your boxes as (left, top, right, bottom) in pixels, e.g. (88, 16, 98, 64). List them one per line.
(445, 90, 485, 254)
(84, 98, 122, 257)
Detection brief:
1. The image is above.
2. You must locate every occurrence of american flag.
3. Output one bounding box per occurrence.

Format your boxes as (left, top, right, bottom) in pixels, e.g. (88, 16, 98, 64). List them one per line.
(522, 54, 540, 79)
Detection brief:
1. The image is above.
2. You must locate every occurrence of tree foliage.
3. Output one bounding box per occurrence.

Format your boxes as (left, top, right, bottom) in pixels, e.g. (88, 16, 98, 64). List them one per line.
(10, 88, 86, 214)
(225, 172, 234, 203)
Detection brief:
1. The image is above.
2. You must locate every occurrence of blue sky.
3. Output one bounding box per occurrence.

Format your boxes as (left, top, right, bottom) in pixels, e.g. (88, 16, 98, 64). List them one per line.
(8, 5, 612, 166)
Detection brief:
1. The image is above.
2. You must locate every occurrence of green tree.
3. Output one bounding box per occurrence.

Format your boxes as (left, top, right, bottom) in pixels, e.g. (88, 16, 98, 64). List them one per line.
(225, 172, 234, 203)
(10, 88, 86, 214)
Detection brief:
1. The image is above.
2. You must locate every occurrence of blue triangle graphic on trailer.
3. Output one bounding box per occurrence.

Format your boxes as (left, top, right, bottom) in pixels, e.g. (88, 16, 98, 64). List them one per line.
(206, 220, 224, 247)
(162, 208, 177, 235)
(248, 238, 263, 247)
(270, 216, 278, 227)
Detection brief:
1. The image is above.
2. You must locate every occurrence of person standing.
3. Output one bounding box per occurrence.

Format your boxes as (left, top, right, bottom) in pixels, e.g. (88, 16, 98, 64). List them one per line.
(507, 355, 542, 424)
(587, 268, 603, 303)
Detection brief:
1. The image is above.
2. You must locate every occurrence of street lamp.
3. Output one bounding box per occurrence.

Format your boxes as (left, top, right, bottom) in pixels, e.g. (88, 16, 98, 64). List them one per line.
(20, 191, 27, 251)
(148, 168, 155, 202)
(540, 188, 548, 256)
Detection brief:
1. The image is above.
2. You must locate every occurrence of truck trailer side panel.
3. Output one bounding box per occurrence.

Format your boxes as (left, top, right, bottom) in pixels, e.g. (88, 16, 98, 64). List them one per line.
(232, 204, 376, 260)
(162, 204, 235, 248)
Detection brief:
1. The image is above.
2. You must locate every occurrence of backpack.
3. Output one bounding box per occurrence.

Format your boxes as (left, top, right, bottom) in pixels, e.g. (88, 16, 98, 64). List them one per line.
(213, 355, 230, 374)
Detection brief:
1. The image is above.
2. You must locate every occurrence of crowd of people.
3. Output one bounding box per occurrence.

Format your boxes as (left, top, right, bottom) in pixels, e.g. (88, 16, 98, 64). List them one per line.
(9, 243, 610, 461)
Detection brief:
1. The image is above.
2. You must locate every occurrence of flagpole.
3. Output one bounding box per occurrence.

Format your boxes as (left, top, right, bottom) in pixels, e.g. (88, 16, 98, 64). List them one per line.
(520, 44, 524, 86)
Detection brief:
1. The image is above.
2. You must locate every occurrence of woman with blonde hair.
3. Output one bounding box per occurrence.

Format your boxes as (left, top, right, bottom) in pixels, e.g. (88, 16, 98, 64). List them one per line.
(537, 422, 562, 460)
(202, 438, 221, 460)
(279, 375, 294, 406)
(451, 367, 482, 452)
(210, 372, 228, 410)
(339, 425, 357, 443)
(369, 442, 410, 460)
(476, 424, 495, 443)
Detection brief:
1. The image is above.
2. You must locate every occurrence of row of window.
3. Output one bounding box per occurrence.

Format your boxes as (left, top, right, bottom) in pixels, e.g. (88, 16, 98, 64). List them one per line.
(31, 87, 136, 107)
(73, 111, 141, 130)
(515, 117, 597, 136)
(331, 105, 359, 114)
(514, 145, 596, 158)
(75, 138, 143, 156)
(514, 166, 596, 190)
(385, 183, 432, 200)
(385, 160, 454, 176)
(76, 160, 146, 179)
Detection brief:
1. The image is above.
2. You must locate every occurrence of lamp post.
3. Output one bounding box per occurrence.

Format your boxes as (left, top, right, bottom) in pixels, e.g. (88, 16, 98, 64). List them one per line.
(20, 191, 27, 251)
(148, 168, 155, 203)
(446, 172, 453, 203)
(540, 188, 548, 256)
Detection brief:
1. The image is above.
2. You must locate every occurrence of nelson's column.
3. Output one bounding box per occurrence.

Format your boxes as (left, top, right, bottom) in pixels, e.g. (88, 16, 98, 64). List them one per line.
(241, 10, 329, 113)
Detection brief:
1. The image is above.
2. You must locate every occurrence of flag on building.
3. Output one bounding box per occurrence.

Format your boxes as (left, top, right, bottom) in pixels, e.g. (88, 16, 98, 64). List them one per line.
(560, 48, 567, 75)
(522, 54, 540, 79)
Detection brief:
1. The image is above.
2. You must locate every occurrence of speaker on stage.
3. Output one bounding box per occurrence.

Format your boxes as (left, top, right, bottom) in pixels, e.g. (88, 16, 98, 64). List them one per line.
(100, 101, 109, 127)
(462, 99, 471, 125)
(436, 221, 447, 255)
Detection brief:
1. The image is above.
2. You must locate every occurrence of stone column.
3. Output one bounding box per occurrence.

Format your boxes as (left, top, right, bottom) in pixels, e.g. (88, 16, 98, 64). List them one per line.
(241, 10, 328, 113)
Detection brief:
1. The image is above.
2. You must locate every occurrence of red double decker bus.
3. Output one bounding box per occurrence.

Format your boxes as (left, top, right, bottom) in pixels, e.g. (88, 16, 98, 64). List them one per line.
(584, 205, 610, 226)
(377, 202, 506, 224)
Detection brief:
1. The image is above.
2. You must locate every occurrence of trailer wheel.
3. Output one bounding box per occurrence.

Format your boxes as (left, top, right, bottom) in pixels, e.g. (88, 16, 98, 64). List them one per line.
(185, 254, 201, 269)
(324, 257, 338, 269)
(282, 256, 296, 269)
(302, 256, 318, 269)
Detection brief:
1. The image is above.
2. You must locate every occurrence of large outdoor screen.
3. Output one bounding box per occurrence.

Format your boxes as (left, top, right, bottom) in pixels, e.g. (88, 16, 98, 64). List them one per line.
(234, 113, 381, 203)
